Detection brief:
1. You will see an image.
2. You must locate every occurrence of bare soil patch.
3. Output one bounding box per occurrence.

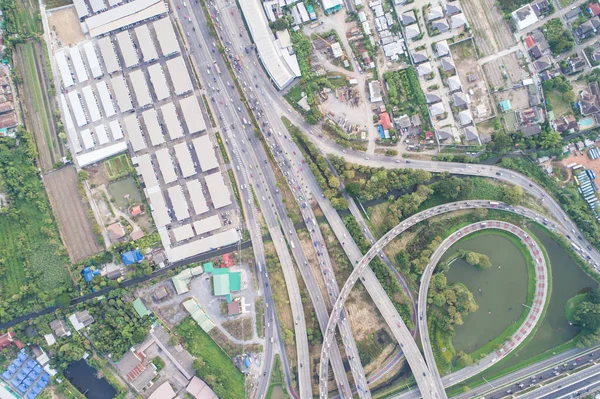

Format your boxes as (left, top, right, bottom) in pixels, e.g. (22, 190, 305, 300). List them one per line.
(221, 316, 254, 341)
(47, 7, 84, 46)
(562, 150, 600, 182)
(44, 166, 102, 261)
(494, 87, 530, 111)
(346, 285, 386, 342)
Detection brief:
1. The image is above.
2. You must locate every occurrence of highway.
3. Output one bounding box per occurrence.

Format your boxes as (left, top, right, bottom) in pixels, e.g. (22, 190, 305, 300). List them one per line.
(518, 362, 600, 399)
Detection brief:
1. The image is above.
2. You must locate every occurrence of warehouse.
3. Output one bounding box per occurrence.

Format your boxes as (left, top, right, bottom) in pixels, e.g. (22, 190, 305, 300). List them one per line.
(69, 46, 89, 83)
(193, 215, 221, 235)
(179, 95, 206, 134)
(147, 64, 170, 100)
(129, 69, 152, 107)
(89, 0, 107, 14)
(80, 128, 95, 149)
(166, 229, 239, 262)
(55, 50, 74, 88)
(142, 108, 165, 146)
(73, 0, 90, 19)
(136, 153, 159, 191)
(111, 75, 133, 112)
(68, 90, 88, 127)
(85, 0, 167, 37)
(83, 42, 103, 78)
(76, 142, 128, 167)
(116, 31, 139, 69)
(82, 86, 102, 122)
(168, 186, 190, 221)
(161, 102, 183, 139)
(192, 135, 218, 172)
(166, 56, 193, 95)
(109, 120, 124, 140)
(186, 180, 209, 215)
(97, 81, 116, 117)
(173, 224, 195, 242)
(153, 17, 180, 57)
(95, 125, 110, 145)
(60, 94, 82, 153)
(155, 148, 177, 184)
(123, 114, 147, 152)
(205, 172, 231, 209)
(135, 25, 158, 63)
(149, 190, 171, 227)
(173, 142, 196, 177)
(97, 37, 121, 74)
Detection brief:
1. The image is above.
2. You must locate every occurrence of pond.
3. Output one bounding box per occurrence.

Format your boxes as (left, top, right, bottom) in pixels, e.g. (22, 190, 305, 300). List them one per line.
(444, 233, 529, 353)
(64, 360, 117, 399)
(269, 385, 287, 399)
(107, 177, 141, 209)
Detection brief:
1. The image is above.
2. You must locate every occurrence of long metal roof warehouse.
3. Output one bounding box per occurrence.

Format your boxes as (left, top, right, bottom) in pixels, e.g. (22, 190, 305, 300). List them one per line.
(123, 114, 147, 152)
(149, 190, 171, 227)
(135, 25, 158, 63)
(60, 94, 82, 154)
(161, 102, 183, 139)
(85, 0, 167, 37)
(67, 90, 88, 127)
(80, 128, 95, 149)
(129, 69, 152, 108)
(166, 56, 193, 95)
(89, 0, 107, 14)
(193, 215, 221, 235)
(179, 96, 206, 134)
(95, 124, 110, 145)
(205, 171, 232, 209)
(73, 0, 90, 19)
(109, 120, 124, 140)
(167, 186, 190, 221)
(55, 50, 74, 88)
(110, 75, 133, 112)
(167, 229, 239, 262)
(173, 224, 195, 242)
(82, 86, 102, 122)
(186, 180, 209, 215)
(153, 17, 180, 57)
(116, 31, 139, 69)
(77, 142, 128, 167)
(147, 64, 170, 100)
(174, 142, 196, 177)
(69, 46, 89, 83)
(192, 136, 219, 172)
(136, 153, 159, 191)
(97, 81, 116, 117)
(83, 42, 103, 78)
(142, 108, 165, 146)
(97, 37, 121, 73)
(238, 0, 300, 89)
(155, 148, 177, 184)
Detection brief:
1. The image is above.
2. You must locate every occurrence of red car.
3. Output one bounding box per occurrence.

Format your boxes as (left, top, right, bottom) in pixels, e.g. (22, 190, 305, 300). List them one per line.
(177, 4, 180, 8)
(293, 151, 296, 155)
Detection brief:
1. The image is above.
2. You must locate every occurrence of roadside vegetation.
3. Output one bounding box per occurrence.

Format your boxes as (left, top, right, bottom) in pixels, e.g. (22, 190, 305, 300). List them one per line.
(566, 288, 600, 347)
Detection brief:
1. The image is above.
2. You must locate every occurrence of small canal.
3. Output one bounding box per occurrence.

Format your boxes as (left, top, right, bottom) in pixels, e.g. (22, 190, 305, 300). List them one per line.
(64, 359, 116, 399)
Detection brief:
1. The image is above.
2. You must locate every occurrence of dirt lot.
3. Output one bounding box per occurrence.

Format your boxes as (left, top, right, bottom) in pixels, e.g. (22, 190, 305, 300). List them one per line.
(562, 149, 600, 182)
(483, 53, 528, 89)
(47, 7, 84, 46)
(44, 166, 103, 261)
(346, 285, 386, 341)
(460, 0, 516, 56)
(494, 87, 530, 111)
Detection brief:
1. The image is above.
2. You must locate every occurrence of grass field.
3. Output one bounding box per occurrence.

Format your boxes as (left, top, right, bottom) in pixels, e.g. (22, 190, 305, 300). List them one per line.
(546, 90, 571, 118)
(44, 0, 74, 9)
(105, 154, 132, 180)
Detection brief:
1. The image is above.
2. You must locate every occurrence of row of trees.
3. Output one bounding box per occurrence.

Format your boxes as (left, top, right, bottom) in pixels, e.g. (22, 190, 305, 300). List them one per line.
(456, 250, 492, 270)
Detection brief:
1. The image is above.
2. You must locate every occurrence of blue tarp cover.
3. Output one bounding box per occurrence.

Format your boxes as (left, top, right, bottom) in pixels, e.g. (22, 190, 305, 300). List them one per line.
(122, 249, 144, 265)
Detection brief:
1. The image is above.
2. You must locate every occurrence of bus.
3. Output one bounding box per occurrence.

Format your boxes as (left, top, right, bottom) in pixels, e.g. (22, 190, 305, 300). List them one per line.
(572, 243, 582, 252)
(290, 241, 295, 249)
(588, 169, 597, 180)
(489, 201, 499, 207)
(213, 62, 221, 74)
(573, 165, 584, 170)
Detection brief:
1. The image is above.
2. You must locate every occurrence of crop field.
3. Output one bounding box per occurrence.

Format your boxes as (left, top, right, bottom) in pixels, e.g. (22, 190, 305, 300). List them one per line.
(44, 166, 103, 261)
(460, 0, 515, 56)
(105, 153, 133, 180)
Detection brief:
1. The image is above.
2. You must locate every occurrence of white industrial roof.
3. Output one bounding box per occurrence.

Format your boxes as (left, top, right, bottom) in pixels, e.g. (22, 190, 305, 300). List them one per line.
(109, 120, 124, 140)
(168, 186, 190, 221)
(147, 63, 170, 100)
(129, 69, 152, 107)
(173, 224, 195, 242)
(179, 95, 206, 134)
(123, 114, 147, 152)
(186, 180, 209, 215)
(89, 0, 107, 13)
(174, 142, 196, 177)
(67, 90, 88, 127)
(136, 153, 159, 190)
(95, 124, 109, 145)
(97, 81, 116, 117)
(135, 25, 158, 63)
(86, 0, 167, 37)
(55, 50, 74, 88)
(193, 215, 221, 235)
(80, 128, 95, 149)
(97, 37, 121, 73)
(108, 0, 122, 6)
(110, 75, 133, 112)
(60, 94, 82, 153)
(82, 86, 101, 122)
(83, 42, 103, 78)
(69, 46, 89, 83)
(73, 0, 90, 19)
(238, 0, 299, 89)
(76, 141, 128, 167)
(155, 148, 177, 184)
(153, 17, 180, 56)
(116, 31, 139, 69)
(166, 56, 193, 95)
(166, 229, 239, 262)
(142, 108, 165, 146)
(192, 135, 219, 172)
(149, 190, 171, 227)
(205, 172, 231, 209)
(161, 102, 183, 139)
(297, 2, 309, 22)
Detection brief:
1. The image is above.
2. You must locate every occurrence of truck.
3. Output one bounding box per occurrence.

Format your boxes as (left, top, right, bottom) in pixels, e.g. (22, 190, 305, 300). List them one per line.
(290, 241, 295, 249)
(213, 61, 221, 74)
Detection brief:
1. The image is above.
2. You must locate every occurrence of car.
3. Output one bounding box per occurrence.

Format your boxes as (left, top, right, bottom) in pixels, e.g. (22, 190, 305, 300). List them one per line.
(293, 151, 296, 155)
(219, 99, 223, 104)
(177, 4, 180, 8)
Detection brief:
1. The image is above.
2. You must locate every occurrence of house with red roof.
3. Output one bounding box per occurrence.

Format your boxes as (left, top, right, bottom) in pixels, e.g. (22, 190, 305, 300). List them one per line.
(221, 253, 233, 268)
(524, 35, 536, 49)
(0, 331, 14, 352)
(379, 112, 393, 130)
(589, 2, 600, 16)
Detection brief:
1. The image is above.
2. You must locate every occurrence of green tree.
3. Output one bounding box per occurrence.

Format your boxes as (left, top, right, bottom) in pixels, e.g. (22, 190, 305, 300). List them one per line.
(503, 185, 524, 205)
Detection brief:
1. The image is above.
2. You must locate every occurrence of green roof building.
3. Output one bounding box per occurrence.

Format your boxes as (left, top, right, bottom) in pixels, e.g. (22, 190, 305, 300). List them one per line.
(213, 274, 230, 297)
(212, 269, 242, 303)
(230, 272, 241, 292)
(182, 298, 215, 332)
(171, 265, 204, 295)
(132, 298, 150, 318)
(499, 99, 512, 113)
(203, 262, 214, 273)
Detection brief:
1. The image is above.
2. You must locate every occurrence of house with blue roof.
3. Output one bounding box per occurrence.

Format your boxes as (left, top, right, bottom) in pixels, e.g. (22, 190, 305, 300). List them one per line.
(1, 349, 50, 398)
(122, 249, 144, 266)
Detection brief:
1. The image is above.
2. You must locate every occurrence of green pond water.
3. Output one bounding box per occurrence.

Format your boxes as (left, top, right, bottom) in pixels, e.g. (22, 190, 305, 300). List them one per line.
(107, 177, 141, 209)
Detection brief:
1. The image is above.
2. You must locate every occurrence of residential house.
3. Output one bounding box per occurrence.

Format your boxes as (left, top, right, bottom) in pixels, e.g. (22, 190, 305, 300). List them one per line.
(107, 223, 126, 241)
(467, 72, 479, 82)
(539, 69, 554, 82)
(330, 42, 343, 58)
(397, 114, 411, 131)
(49, 320, 71, 338)
(409, 114, 422, 135)
(463, 126, 480, 143)
(451, 13, 467, 29)
(445, 3, 461, 16)
(436, 128, 455, 141)
(589, 2, 600, 17)
(564, 7, 581, 22)
(453, 92, 468, 108)
(576, 17, 600, 39)
(405, 23, 421, 39)
(0, 331, 13, 352)
(533, 57, 552, 71)
(186, 376, 218, 399)
(518, 107, 539, 123)
(432, 20, 450, 32)
(117, 350, 157, 393)
(552, 114, 578, 132)
(447, 75, 461, 92)
(458, 110, 473, 126)
(425, 92, 442, 104)
(149, 382, 176, 399)
(564, 56, 586, 75)
(474, 104, 489, 119)
(427, 5, 444, 21)
(512, 4, 539, 31)
(529, 45, 543, 59)
(379, 112, 393, 129)
(520, 123, 543, 137)
(401, 10, 416, 25)
(441, 57, 455, 72)
(531, 30, 550, 51)
(578, 81, 600, 115)
(531, 0, 550, 17)
(411, 49, 429, 63)
(435, 40, 450, 57)
(227, 301, 241, 315)
(152, 286, 170, 301)
(368, 81, 383, 102)
(429, 102, 445, 117)
(69, 310, 95, 331)
(417, 62, 433, 76)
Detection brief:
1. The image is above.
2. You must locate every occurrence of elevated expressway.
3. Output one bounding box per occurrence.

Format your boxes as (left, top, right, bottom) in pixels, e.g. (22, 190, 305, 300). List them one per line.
(320, 200, 599, 398)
